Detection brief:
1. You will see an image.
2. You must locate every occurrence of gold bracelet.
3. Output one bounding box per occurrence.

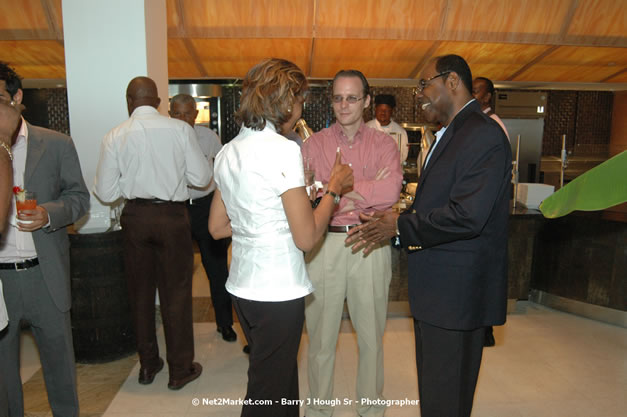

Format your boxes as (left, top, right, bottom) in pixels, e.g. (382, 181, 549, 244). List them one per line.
(0, 141, 13, 161)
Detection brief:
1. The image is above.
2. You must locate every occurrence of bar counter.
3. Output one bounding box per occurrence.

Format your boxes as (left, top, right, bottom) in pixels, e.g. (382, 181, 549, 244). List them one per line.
(388, 205, 627, 324)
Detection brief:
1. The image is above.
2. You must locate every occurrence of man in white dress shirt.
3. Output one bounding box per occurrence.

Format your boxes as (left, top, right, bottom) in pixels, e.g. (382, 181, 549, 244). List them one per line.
(169, 93, 236, 343)
(366, 94, 409, 163)
(94, 77, 210, 391)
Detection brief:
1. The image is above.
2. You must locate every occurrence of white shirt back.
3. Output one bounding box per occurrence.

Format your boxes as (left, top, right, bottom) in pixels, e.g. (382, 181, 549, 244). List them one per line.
(214, 124, 313, 302)
(188, 125, 222, 199)
(94, 106, 210, 202)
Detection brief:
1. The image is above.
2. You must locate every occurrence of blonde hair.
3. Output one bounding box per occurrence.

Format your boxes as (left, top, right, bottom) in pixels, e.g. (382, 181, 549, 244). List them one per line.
(235, 58, 308, 134)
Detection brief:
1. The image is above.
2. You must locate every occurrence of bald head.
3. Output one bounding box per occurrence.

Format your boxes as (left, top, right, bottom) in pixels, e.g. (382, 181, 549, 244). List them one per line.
(126, 76, 160, 115)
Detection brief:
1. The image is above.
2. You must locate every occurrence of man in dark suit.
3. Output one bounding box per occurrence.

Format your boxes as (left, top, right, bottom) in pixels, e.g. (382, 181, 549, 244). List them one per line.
(0, 62, 89, 417)
(347, 54, 512, 417)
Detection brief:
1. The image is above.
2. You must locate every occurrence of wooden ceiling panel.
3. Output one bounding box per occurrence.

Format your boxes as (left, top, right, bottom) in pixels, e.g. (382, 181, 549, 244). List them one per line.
(50, 0, 63, 33)
(177, 0, 313, 38)
(444, 0, 571, 43)
(431, 42, 552, 81)
(0, 0, 56, 39)
(315, 0, 443, 39)
(166, 0, 181, 33)
(604, 71, 627, 83)
(189, 38, 311, 78)
(567, 0, 627, 40)
(0, 0, 625, 86)
(167, 38, 205, 79)
(514, 46, 627, 82)
(310, 39, 435, 79)
(0, 40, 65, 78)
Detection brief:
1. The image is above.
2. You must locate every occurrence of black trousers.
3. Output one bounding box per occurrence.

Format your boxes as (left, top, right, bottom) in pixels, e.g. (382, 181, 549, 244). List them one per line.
(121, 200, 195, 380)
(414, 319, 485, 417)
(186, 192, 233, 327)
(232, 296, 304, 417)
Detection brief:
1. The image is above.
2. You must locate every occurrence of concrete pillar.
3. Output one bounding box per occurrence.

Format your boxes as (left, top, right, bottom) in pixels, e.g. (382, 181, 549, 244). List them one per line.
(62, 0, 168, 232)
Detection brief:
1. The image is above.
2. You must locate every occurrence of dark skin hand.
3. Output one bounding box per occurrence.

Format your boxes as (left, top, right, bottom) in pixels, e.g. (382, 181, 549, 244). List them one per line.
(345, 210, 399, 255)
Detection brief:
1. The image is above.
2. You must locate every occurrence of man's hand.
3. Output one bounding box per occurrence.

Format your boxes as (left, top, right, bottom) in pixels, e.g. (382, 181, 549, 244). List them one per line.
(345, 210, 399, 255)
(17, 206, 49, 232)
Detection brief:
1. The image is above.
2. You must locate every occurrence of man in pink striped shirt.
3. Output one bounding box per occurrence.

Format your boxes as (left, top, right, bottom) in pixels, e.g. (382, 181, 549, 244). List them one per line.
(302, 70, 403, 417)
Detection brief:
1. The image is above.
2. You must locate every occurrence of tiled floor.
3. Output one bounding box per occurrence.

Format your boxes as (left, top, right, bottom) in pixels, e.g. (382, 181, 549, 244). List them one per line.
(15, 254, 627, 417)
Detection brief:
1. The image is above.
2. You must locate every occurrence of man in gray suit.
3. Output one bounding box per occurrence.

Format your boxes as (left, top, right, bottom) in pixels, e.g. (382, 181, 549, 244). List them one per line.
(0, 62, 89, 417)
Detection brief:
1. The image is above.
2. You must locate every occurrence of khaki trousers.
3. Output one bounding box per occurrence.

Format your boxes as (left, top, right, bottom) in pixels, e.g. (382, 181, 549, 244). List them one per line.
(305, 232, 391, 417)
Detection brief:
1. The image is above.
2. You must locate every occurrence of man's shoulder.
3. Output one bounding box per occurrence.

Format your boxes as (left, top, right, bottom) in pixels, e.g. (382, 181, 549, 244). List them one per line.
(454, 106, 508, 147)
(365, 119, 377, 128)
(27, 123, 73, 146)
(194, 125, 221, 142)
(308, 125, 336, 146)
(124, 112, 193, 134)
(28, 123, 70, 139)
(366, 125, 398, 145)
(389, 120, 407, 132)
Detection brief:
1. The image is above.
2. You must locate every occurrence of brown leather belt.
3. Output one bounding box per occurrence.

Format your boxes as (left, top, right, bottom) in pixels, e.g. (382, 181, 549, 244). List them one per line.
(327, 224, 359, 233)
(0, 258, 39, 270)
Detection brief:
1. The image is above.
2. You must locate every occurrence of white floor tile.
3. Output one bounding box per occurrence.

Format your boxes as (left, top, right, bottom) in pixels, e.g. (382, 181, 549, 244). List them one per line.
(16, 301, 626, 417)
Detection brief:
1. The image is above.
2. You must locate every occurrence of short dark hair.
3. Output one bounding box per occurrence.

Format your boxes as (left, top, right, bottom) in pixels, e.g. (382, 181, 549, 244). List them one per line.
(235, 58, 308, 134)
(0, 61, 23, 97)
(333, 69, 370, 98)
(374, 94, 396, 108)
(434, 55, 472, 94)
(475, 77, 495, 95)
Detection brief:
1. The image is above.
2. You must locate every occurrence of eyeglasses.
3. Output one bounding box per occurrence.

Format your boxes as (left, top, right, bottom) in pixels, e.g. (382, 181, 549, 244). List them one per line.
(331, 95, 364, 104)
(417, 71, 451, 92)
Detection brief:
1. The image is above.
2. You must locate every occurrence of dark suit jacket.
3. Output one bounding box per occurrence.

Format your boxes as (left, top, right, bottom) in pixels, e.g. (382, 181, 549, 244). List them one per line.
(24, 122, 90, 312)
(398, 100, 512, 330)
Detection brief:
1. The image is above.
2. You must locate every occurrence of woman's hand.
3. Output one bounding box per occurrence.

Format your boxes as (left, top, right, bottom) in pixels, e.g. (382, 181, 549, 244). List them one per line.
(327, 148, 353, 195)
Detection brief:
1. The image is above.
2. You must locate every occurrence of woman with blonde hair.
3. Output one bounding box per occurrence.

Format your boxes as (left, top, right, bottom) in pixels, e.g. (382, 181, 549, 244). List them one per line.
(209, 58, 353, 417)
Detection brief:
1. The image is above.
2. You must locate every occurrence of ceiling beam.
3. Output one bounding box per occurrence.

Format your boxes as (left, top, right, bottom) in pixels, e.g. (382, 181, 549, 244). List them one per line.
(307, 0, 318, 77)
(506, 45, 560, 81)
(599, 68, 627, 83)
(174, 0, 207, 78)
(174, 0, 186, 38)
(408, 41, 441, 80)
(40, 0, 63, 46)
(557, 0, 579, 40)
(408, 1, 449, 80)
(504, 0, 579, 82)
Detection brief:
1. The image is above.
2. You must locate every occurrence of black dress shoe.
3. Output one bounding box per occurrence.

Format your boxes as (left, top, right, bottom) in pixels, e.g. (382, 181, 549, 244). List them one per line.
(168, 362, 202, 390)
(484, 326, 495, 347)
(217, 326, 237, 342)
(243, 345, 250, 354)
(138, 357, 164, 385)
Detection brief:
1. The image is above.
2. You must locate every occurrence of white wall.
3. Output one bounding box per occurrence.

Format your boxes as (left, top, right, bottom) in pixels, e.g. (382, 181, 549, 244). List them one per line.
(62, 0, 167, 232)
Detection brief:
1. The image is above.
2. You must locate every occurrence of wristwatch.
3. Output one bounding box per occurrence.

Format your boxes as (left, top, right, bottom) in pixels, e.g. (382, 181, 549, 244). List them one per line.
(325, 190, 341, 204)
